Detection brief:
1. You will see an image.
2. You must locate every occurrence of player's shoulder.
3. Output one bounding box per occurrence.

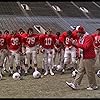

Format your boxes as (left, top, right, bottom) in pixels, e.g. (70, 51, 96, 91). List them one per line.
(39, 34, 46, 37)
(61, 31, 67, 37)
(85, 34, 93, 40)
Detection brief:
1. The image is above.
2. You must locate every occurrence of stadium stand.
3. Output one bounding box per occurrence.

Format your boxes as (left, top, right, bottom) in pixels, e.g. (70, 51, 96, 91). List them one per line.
(74, 2, 100, 18)
(20, 2, 57, 16)
(0, 2, 24, 16)
(0, 2, 99, 33)
(49, 2, 86, 18)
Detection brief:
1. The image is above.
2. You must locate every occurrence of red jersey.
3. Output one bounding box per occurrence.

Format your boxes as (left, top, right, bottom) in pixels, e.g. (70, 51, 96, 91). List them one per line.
(59, 31, 77, 48)
(72, 30, 79, 40)
(22, 33, 39, 48)
(39, 34, 56, 49)
(6, 34, 22, 51)
(54, 35, 62, 48)
(75, 35, 96, 59)
(20, 33, 27, 39)
(0, 35, 7, 50)
(91, 33, 100, 48)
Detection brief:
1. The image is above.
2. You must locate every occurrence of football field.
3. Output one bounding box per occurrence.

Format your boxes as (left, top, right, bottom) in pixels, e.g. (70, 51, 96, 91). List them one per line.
(0, 53, 100, 98)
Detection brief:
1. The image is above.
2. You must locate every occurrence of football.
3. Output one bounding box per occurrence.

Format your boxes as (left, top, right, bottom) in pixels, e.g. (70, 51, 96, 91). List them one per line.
(12, 72, 21, 80)
(72, 69, 78, 77)
(33, 69, 41, 79)
(56, 65, 63, 71)
(97, 70, 100, 78)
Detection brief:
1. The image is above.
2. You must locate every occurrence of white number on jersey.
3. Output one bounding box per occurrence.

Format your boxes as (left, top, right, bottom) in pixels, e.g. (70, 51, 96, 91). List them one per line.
(27, 37, 35, 44)
(45, 38, 52, 45)
(0, 39, 4, 46)
(65, 37, 70, 44)
(11, 38, 19, 45)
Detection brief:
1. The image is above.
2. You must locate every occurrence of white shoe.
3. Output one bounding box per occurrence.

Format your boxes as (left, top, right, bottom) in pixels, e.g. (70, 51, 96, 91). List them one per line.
(50, 71, 54, 76)
(44, 72, 48, 76)
(87, 86, 98, 90)
(66, 81, 79, 90)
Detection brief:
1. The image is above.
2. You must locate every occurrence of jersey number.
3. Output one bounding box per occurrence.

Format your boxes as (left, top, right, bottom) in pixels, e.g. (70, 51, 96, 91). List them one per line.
(0, 39, 4, 46)
(45, 38, 52, 45)
(65, 37, 70, 44)
(11, 38, 19, 45)
(27, 37, 35, 44)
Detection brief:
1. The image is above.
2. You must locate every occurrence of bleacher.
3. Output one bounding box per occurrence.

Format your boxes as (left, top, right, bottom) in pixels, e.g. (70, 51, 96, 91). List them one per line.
(0, 2, 99, 33)
(74, 2, 100, 18)
(49, 2, 86, 18)
(0, 2, 24, 16)
(20, 2, 57, 16)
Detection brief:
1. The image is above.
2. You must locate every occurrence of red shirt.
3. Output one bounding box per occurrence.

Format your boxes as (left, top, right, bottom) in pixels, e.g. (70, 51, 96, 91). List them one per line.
(72, 30, 79, 40)
(54, 35, 62, 48)
(6, 34, 22, 51)
(39, 34, 56, 49)
(20, 33, 27, 39)
(59, 31, 77, 48)
(0, 35, 7, 50)
(75, 35, 96, 59)
(22, 33, 39, 48)
(91, 33, 100, 48)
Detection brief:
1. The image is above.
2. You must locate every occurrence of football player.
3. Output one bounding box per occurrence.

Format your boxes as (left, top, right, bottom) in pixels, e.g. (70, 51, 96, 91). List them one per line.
(52, 32, 64, 69)
(6, 30, 22, 75)
(18, 28, 28, 75)
(2, 30, 10, 73)
(0, 31, 8, 76)
(39, 28, 56, 76)
(91, 28, 100, 63)
(22, 28, 39, 75)
(60, 30, 77, 73)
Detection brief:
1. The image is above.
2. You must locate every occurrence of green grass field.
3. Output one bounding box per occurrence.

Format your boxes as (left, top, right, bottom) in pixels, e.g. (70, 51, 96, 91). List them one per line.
(0, 53, 100, 98)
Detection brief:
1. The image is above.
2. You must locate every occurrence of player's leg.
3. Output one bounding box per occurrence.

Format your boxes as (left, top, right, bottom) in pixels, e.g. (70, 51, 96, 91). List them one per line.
(70, 47, 77, 70)
(0, 50, 6, 75)
(63, 48, 70, 72)
(58, 49, 64, 66)
(48, 49, 54, 76)
(52, 49, 57, 68)
(15, 53, 21, 74)
(32, 50, 38, 70)
(43, 49, 49, 75)
(24, 55, 29, 75)
(2, 50, 9, 73)
(8, 53, 14, 75)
